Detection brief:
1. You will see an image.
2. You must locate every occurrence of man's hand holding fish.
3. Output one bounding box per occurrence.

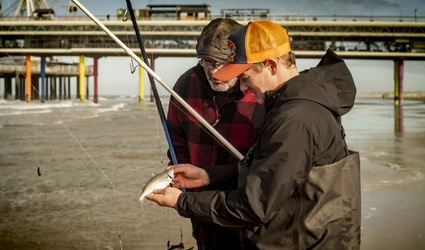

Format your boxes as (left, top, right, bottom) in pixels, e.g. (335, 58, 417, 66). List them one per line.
(145, 187, 182, 208)
(170, 164, 210, 188)
(145, 164, 210, 208)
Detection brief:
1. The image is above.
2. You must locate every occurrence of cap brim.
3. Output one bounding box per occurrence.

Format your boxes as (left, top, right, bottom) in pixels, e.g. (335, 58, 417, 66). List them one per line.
(213, 63, 253, 82)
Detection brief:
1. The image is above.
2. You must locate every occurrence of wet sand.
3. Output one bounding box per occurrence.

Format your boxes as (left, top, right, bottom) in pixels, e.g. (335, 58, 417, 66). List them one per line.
(0, 98, 424, 249)
(360, 160, 425, 249)
(345, 100, 425, 249)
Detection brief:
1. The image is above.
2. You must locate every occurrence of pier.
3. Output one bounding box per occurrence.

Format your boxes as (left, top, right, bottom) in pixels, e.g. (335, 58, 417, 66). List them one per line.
(0, 14, 425, 103)
(0, 56, 93, 102)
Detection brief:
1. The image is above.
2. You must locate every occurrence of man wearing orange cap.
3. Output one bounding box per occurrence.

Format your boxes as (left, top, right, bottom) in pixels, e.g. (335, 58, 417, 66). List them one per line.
(148, 21, 361, 249)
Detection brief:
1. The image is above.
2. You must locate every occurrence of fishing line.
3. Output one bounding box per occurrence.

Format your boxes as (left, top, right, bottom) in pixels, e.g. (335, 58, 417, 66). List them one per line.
(121, 10, 140, 74)
(32, 85, 41, 176)
(0, 47, 42, 176)
(1, 47, 124, 250)
(153, 103, 166, 164)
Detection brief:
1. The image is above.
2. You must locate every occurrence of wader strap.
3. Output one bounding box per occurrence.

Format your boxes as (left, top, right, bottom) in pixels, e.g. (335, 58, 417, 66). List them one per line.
(337, 116, 350, 156)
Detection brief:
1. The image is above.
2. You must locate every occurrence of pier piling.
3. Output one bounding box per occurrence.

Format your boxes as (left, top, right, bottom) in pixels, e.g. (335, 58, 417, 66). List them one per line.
(394, 59, 404, 105)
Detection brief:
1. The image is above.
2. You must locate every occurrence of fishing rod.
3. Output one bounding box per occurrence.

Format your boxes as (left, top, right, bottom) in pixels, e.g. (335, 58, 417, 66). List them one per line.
(71, 0, 244, 160)
(123, 0, 179, 165)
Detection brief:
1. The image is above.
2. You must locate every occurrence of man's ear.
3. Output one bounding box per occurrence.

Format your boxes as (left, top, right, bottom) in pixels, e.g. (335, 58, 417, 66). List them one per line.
(265, 58, 279, 75)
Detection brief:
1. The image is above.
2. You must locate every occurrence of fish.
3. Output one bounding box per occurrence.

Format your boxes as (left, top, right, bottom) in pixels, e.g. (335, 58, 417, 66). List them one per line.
(139, 168, 174, 202)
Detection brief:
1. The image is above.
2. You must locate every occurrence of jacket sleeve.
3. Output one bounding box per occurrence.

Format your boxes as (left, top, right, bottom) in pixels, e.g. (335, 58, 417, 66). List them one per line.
(177, 112, 314, 227)
(204, 164, 239, 190)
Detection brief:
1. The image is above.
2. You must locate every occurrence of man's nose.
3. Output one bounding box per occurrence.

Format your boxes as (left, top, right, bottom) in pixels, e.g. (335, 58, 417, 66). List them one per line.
(239, 80, 248, 92)
(209, 67, 219, 75)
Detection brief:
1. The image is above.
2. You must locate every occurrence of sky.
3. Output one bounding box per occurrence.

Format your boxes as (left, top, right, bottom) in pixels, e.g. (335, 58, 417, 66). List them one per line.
(1, 0, 425, 96)
(36, 0, 425, 17)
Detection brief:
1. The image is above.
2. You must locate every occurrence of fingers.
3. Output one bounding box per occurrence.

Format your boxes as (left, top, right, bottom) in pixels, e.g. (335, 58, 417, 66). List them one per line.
(167, 163, 193, 172)
(171, 181, 181, 189)
(145, 187, 181, 209)
(144, 192, 155, 201)
(145, 189, 165, 204)
(152, 188, 165, 194)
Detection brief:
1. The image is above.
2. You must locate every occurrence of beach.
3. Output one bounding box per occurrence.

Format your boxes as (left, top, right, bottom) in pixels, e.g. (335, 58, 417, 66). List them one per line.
(0, 96, 424, 249)
(344, 99, 425, 249)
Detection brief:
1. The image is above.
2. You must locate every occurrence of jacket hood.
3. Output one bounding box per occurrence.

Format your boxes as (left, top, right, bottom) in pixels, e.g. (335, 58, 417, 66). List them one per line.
(269, 49, 356, 116)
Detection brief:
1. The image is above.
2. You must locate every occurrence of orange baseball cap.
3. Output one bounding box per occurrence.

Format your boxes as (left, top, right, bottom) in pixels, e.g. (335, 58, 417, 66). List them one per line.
(213, 21, 291, 82)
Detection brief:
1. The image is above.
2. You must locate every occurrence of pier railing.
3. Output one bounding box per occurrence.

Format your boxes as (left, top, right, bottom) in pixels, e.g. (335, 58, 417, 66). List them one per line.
(1, 16, 424, 58)
(0, 64, 93, 76)
(0, 13, 424, 22)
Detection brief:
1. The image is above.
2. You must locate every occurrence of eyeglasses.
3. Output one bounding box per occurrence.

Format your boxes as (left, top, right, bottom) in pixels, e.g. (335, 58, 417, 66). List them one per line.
(199, 58, 225, 69)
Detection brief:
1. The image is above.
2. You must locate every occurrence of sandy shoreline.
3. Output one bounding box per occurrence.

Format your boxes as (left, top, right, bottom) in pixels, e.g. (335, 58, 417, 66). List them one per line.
(360, 158, 425, 249)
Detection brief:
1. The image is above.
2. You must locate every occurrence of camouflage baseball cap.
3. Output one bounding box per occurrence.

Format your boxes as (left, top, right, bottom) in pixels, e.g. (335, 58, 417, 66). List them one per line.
(196, 18, 242, 63)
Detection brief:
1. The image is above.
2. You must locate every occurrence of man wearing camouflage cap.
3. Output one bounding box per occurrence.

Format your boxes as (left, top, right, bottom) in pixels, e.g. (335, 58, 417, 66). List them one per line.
(166, 18, 264, 250)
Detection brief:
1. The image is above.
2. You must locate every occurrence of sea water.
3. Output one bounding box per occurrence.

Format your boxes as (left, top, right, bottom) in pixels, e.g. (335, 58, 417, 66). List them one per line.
(0, 96, 424, 249)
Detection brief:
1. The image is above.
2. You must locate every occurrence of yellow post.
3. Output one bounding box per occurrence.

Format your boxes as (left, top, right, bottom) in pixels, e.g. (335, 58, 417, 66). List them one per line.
(25, 55, 32, 103)
(139, 57, 145, 103)
(79, 55, 85, 103)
